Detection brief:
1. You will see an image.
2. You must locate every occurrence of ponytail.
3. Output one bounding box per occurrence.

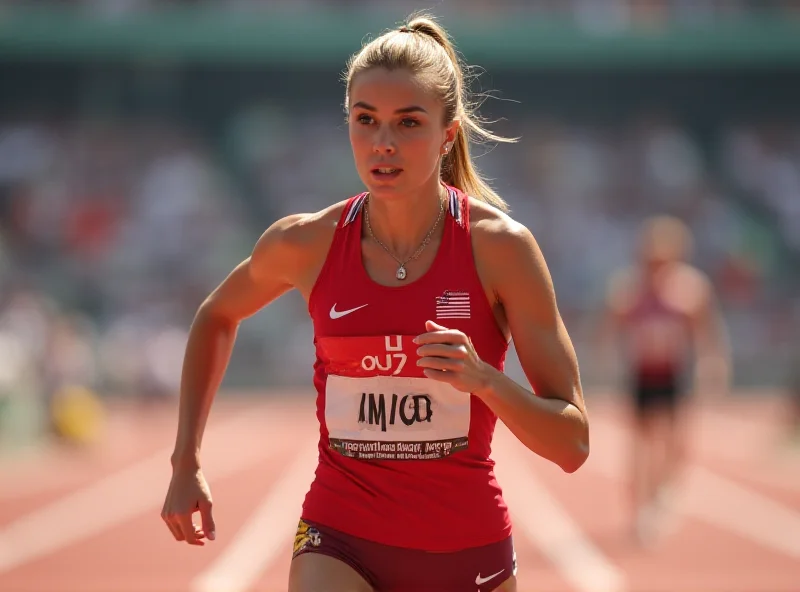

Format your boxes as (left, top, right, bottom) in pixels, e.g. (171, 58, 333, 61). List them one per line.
(403, 14, 517, 212)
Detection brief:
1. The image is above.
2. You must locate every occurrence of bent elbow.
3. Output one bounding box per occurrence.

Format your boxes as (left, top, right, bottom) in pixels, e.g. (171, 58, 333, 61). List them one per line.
(560, 434, 590, 474)
(197, 300, 239, 330)
(560, 449, 588, 474)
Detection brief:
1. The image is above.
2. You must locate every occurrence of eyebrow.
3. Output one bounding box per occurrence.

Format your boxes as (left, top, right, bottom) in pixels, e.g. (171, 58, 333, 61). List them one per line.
(351, 101, 428, 114)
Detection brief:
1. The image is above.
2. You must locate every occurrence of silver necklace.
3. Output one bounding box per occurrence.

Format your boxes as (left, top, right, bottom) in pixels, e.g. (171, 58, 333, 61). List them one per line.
(364, 194, 446, 281)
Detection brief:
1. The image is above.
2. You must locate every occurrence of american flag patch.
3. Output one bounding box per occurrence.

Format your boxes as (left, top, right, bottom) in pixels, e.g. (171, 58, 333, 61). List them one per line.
(435, 290, 470, 319)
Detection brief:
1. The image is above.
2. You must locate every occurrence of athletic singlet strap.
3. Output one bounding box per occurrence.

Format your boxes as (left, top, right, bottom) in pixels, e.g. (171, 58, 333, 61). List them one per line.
(341, 186, 465, 228)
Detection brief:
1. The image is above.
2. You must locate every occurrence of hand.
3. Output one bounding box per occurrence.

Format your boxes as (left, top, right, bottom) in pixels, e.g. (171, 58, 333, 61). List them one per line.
(415, 320, 493, 394)
(161, 465, 216, 546)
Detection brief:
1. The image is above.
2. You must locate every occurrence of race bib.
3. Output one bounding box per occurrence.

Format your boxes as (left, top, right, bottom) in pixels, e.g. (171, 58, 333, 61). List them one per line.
(318, 335, 471, 461)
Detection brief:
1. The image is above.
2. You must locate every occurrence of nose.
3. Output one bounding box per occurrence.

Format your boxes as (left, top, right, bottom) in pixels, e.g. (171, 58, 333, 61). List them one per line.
(372, 125, 396, 155)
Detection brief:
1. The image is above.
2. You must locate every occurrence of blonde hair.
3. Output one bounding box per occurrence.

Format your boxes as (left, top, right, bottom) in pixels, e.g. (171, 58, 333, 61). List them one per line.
(639, 215, 694, 262)
(343, 12, 516, 212)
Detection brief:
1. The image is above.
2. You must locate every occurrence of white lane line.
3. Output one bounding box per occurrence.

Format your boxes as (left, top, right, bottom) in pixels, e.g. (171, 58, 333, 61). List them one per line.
(588, 416, 800, 558)
(190, 443, 319, 592)
(493, 425, 627, 592)
(693, 410, 800, 494)
(0, 408, 289, 574)
(684, 466, 800, 558)
(717, 462, 800, 496)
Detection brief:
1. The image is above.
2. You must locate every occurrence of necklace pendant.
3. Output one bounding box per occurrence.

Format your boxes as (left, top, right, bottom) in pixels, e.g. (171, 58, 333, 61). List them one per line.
(396, 265, 407, 281)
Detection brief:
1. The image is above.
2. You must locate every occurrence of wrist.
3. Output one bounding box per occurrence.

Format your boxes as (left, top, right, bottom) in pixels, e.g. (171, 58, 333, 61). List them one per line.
(170, 448, 201, 470)
(473, 362, 501, 400)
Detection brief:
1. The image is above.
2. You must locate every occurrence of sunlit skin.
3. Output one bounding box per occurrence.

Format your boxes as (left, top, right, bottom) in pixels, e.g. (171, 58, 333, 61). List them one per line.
(348, 67, 459, 259)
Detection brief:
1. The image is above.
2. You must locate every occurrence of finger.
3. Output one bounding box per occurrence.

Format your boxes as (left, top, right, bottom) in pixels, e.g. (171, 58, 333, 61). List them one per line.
(200, 502, 216, 541)
(193, 524, 207, 544)
(178, 513, 202, 545)
(416, 343, 468, 359)
(163, 516, 180, 541)
(163, 515, 184, 541)
(166, 515, 186, 541)
(190, 510, 209, 544)
(425, 320, 449, 331)
(414, 329, 466, 346)
(422, 368, 457, 384)
(417, 356, 463, 372)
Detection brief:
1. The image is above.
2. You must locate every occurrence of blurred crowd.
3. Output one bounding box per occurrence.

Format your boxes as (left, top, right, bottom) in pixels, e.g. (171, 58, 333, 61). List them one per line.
(2, 0, 800, 25)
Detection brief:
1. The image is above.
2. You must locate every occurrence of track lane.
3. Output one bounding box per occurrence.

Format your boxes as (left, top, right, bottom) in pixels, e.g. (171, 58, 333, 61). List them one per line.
(0, 393, 797, 592)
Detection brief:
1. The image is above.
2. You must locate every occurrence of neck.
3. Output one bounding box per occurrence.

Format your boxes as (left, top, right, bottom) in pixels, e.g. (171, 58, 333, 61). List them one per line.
(365, 181, 448, 261)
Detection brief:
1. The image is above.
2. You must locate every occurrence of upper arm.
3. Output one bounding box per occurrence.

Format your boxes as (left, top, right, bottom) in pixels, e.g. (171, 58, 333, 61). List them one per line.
(687, 271, 728, 351)
(475, 217, 584, 412)
(200, 213, 330, 323)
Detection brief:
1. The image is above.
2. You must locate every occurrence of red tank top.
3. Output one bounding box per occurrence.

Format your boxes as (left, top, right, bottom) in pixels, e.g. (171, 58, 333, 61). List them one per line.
(301, 186, 512, 551)
(623, 285, 692, 384)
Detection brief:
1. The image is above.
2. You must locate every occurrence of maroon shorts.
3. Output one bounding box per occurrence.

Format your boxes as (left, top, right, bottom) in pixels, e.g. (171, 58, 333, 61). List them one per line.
(292, 519, 517, 591)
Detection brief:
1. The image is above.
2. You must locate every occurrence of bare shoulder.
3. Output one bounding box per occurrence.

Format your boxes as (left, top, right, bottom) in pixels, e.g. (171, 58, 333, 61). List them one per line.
(673, 262, 712, 292)
(250, 200, 348, 289)
(468, 198, 553, 301)
(258, 201, 345, 252)
(469, 198, 537, 254)
(666, 262, 715, 313)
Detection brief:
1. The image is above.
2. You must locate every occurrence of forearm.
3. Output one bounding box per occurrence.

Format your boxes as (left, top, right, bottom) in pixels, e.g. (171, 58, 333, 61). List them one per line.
(694, 313, 732, 395)
(171, 307, 239, 468)
(475, 365, 589, 473)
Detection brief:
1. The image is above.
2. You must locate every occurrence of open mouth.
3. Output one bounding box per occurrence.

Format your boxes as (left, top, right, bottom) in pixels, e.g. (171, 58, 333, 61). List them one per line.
(371, 167, 403, 180)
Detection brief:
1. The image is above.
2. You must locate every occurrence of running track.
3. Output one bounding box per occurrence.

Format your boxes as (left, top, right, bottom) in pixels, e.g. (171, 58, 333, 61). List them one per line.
(1, 390, 799, 592)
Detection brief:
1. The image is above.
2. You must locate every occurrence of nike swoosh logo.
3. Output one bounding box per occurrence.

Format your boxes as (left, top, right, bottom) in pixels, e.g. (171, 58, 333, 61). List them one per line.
(329, 303, 369, 319)
(475, 569, 505, 586)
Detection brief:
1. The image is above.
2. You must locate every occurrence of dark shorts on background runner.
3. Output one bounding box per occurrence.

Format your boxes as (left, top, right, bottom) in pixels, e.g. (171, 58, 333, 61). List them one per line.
(293, 518, 517, 592)
(632, 371, 685, 416)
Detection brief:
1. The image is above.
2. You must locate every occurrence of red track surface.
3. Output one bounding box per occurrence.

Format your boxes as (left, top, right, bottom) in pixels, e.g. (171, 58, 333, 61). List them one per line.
(1, 391, 799, 592)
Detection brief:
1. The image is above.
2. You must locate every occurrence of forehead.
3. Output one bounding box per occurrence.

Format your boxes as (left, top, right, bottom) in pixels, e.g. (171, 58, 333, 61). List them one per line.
(349, 68, 440, 112)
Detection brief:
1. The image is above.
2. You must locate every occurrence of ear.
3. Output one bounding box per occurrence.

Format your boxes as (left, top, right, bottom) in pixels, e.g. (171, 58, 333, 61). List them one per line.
(442, 118, 461, 152)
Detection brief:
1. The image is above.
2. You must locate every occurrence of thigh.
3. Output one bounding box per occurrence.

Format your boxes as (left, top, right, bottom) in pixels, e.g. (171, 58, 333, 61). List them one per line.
(289, 553, 373, 592)
(492, 575, 517, 591)
(289, 519, 374, 592)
